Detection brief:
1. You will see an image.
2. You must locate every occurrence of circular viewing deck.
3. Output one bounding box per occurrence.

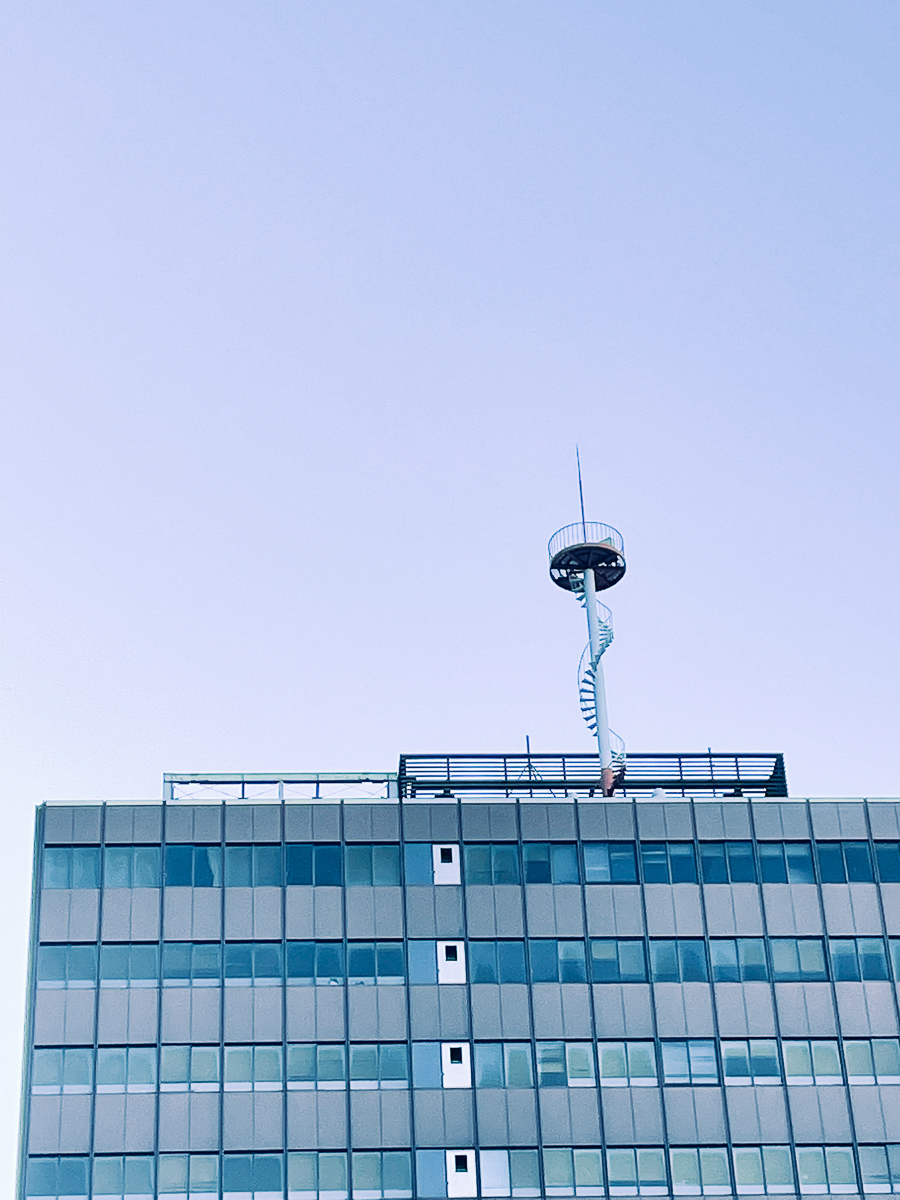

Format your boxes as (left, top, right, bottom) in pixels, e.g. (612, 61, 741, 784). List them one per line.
(548, 521, 626, 591)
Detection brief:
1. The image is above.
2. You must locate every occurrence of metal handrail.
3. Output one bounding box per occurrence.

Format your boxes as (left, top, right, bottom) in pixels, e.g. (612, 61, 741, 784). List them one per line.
(548, 521, 624, 560)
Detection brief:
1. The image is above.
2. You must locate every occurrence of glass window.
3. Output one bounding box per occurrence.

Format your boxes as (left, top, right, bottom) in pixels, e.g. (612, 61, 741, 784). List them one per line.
(478, 1150, 541, 1198)
(699, 843, 756, 884)
(758, 842, 815, 883)
(224, 942, 282, 985)
(529, 939, 587, 983)
(224, 1046, 283, 1092)
(42, 847, 101, 889)
(37, 944, 98, 989)
(732, 1146, 794, 1195)
(463, 843, 521, 885)
(285, 843, 342, 887)
(830, 936, 889, 981)
(641, 842, 697, 885)
(662, 1041, 718, 1085)
(164, 845, 222, 888)
(794, 1146, 856, 1195)
(783, 1041, 842, 1085)
(224, 845, 281, 887)
(542, 1149, 604, 1197)
(350, 1152, 412, 1200)
(346, 941, 404, 985)
(474, 1042, 534, 1088)
(606, 1148, 668, 1195)
(770, 939, 827, 981)
(523, 843, 580, 884)
(287, 1044, 346, 1090)
(468, 940, 527, 985)
(287, 941, 344, 986)
(669, 1148, 731, 1196)
(650, 940, 708, 982)
(347, 1044, 408, 1089)
(32, 1047, 93, 1095)
(100, 944, 159, 988)
(344, 845, 401, 887)
(721, 1041, 780, 1086)
(535, 1041, 595, 1087)
(598, 1041, 657, 1087)
(583, 842, 638, 883)
(26, 1157, 91, 1200)
(876, 843, 900, 884)
(158, 1155, 219, 1196)
(857, 1145, 900, 1194)
(103, 846, 161, 888)
(92, 1156, 155, 1198)
(590, 938, 647, 983)
(289, 1153, 348, 1200)
(223, 1154, 284, 1200)
(816, 840, 875, 884)
(710, 939, 767, 982)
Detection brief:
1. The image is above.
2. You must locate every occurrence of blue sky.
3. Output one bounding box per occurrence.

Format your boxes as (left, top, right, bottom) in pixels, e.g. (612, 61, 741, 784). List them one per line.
(1, 2, 899, 1180)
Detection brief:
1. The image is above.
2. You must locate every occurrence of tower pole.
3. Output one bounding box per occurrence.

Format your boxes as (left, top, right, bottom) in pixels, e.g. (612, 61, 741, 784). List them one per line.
(582, 565, 612, 772)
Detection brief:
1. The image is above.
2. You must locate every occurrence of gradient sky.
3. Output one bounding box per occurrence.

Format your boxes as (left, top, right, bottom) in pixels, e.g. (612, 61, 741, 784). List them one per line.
(1, 2, 899, 1182)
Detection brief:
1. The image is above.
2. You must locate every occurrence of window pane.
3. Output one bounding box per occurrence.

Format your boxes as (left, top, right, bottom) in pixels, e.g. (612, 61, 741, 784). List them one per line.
(758, 843, 787, 883)
(254, 845, 281, 887)
(584, 844, 612, 883)
(464, 846, 492, 886)
(599, 1043, 627, 1085)
(749, 1041, 780, 1083)
(558, 941, 587, 983)
(609, 843, 638, 883)
(873, 1038, 900, 1082)
(876, 843, 900, 883)
(551, 844, 579, 884)
(650, 941, 679, 982)
(829, 940, 860, 981)
(505, 1044, 533, 1088)
(474, 1043, 504, 1088)
(738, 939, 768, 982)
(843, 1040, 874, 1083)
(784, 1042, 813, 1083)
(797, 940, 827, 980)
(492, 845, 520, 885)
(627, 1042, 657, 1085)
(529, 940, 559, 982)
(315, 845, 342, 886)
(641, 844, 669, 883)
(510, 1150, 540, 1197)
(498, 941, 526, 984)
(816, 843, 845, 883)
(285, 843, 313, 885)
(480, 1151, 510, 1198)
(843, 841, 874, 882)
(688, 1041, 718, 1084)
(669, 843, 697, 884)
(372, 845, 400, 886)
(700, 844, 728, 884)
(662, 1042, 690, 1085)
(133, 847, 161, 888)
(726, 842, 756, 883)
(544, 1149, 574, 1190)
(468, 942, 496, 985)
(345, 846, 372, 887)
(785, 843, 815, 883)
(859, 938, 889, 980)
(536, 1042, 567, 1087)
(104, 847, 132, 888)
(225, 846, 252, 887)
(573, 1150, 604, 1195)
(722, 1042, 751, 1084)
(348, 943, 375, 981)
(71, 848, 100, 888)
(523, 844, 551, 883)
(678, 941, 708, 982)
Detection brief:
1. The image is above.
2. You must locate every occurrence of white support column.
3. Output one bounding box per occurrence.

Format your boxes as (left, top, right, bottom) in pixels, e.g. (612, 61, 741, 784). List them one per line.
(582, 567, 612, 771)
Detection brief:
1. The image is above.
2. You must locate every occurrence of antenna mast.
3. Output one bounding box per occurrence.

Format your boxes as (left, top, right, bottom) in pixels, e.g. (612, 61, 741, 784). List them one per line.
(547, 463, 626, 796)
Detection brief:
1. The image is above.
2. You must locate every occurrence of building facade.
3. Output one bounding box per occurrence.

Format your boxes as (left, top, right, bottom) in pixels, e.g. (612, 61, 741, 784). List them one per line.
(18, 754, 900, 1200)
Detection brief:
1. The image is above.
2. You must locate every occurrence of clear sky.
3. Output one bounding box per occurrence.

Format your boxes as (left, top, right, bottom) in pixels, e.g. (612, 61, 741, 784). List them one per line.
(1, 1, 899, 1182)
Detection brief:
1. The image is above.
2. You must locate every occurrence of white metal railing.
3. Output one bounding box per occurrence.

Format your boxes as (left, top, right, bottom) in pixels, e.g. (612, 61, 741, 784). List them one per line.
(548, 521, 624, 561)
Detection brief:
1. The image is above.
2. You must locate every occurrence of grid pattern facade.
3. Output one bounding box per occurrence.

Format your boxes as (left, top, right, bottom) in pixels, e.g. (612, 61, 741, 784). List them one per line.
(18, 795, 900, 1200)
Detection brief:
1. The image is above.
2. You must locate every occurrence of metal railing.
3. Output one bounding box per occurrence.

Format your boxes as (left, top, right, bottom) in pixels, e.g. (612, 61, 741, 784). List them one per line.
(548, 521, 624, 561)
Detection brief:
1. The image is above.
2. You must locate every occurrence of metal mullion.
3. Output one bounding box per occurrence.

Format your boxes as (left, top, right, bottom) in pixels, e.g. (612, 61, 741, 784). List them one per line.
(690, 800, 738, 1194)
(634, 797, 671, 1196)
(397, 799, 415, 1200)
(750, 800, 812, 1197)
(456, 793, 481, 1195)
(862, 801, 900, 1108)
(18, 806, 47, 1200)
(87, 804, 108, 1192)
(340, 801, 352, 1199)
(154, 805, 168, 1199)
(574, 797, 609, 1195)
(281, 801, 288, 1199)
(517, 799, 549, 1200)
(805, 803, 871, 1195)
(218, 802, 227, 1196)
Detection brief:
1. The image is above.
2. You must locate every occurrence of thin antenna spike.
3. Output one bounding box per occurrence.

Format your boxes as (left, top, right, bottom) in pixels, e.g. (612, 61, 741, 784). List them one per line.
(576, 445, 586, 539)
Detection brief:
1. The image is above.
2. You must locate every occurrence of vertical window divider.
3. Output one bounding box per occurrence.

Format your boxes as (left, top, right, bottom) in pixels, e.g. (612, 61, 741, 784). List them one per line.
(517, 799, 549, 1200)
(280, 800, 289, 1195)
(154, 803, 168, 1198)
(690, 802, 737, 1189)
(218, 802, 227, 1189)
(456, 794, 481, 1198)
(805, 802, 865, 1193)
(633, 799, 669, 1188)
(574, 797, 609, 1194)
(339, 802, 352, 1199)
(17, 805, 46, 1200)
(85, 803, 108, 1194)
(399, 799, 419, 1198)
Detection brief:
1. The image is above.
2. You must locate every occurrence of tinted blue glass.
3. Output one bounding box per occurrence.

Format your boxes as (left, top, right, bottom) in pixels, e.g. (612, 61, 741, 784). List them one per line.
(678, 940, 708, 981)
(254, 845, 281, 886)
(492, 845, 520, 884)
(497, 940, 527, 983)
(464, 846, 492, 885)
(224, 944, 253, 979)
(650, 941, 680, 982)
(785, 842, 815, 883)
(223, 1157, 252, 1191)
(816, 843, 846, 883)
(408, 940, 438, 983)
(726, 842, 756, 883)
(830, 939, 860, 980)
(162, 942, 192, 981)
(641, 844, 669, 883)
(316, 942, 343, 981)
(314, 844, 342, 885)
(348, 943, 376, 979)
(253, 944, 282, 979)
(529, 940, 560, 982)
(844, 842, 875, 882)
(668, 844, 697, 884)
(550, 844, 579, 883)
(758, 843, 787, 883)
(859, 938, 889, 980)
(877, 843, 900, 883)
(412, 1043, 441, 1088)
(71, 848, 100, 888)
(468, 942, 497, 984)
(287, 941, 315, 980)
(224, 847, 252, 886)
(165, 845, 194, 887)
(285, 844, 313, 885)
(404, 843, 432, 885)
(609, 844, 638, 882)
(376, 942, 404, 979)
(523, 844, 552, 883)
(699, 844, 728, 883)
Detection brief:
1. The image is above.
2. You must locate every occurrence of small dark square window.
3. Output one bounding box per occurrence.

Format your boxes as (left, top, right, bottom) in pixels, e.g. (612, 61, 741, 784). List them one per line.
(449, 1046, 463, 1064)
(445, 945, 458, 961)
(440, 848, 453, 863)
(455, 1155, 468, 1172)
